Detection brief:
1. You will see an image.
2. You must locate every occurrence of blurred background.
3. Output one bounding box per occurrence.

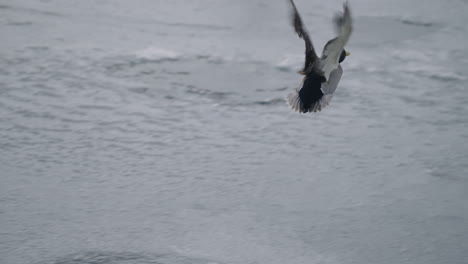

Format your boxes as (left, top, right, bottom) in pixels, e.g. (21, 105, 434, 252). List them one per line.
(1, 0, 467, 264)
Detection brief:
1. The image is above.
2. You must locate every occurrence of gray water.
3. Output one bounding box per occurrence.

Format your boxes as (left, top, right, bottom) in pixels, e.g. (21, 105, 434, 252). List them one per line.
(1, 0, 468, 264)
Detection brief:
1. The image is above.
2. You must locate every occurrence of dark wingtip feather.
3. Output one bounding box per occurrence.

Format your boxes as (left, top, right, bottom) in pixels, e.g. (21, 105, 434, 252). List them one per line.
(333, 1, 351, 33)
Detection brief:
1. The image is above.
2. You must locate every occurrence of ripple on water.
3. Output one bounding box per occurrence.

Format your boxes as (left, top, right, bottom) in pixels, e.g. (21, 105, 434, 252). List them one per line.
(40, 251, 223, 264)
(185, 85, 234, 101)
(6, 21, 34, 26)
(76, 104, 116, 111)
(254, 98, 286, 106)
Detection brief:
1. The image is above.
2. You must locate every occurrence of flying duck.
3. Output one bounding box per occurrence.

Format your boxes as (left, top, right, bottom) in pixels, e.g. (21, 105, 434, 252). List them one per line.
(286, 0, 353, 113)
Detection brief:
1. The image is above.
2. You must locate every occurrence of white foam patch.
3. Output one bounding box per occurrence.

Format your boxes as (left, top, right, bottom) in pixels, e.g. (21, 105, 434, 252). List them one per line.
(391, 49, 432, 63)
(398, 16, 436, 28)
(275, 55, 303, 72)
(135, 47, 182, 61)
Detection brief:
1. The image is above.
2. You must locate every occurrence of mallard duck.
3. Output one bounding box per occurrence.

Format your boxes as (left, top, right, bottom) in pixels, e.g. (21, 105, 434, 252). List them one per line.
(287, 0, 353, 113)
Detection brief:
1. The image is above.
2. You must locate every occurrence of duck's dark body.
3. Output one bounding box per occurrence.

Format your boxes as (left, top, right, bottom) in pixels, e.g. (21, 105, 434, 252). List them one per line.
(298, 73, 326, 113)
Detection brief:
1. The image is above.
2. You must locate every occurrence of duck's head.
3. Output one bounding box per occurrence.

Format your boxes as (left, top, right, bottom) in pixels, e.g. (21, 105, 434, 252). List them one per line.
(339, 49, 350, 63)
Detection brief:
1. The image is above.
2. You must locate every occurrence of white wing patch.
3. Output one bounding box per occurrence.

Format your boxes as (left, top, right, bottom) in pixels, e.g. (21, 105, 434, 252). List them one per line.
(320, 65, 343, 95)
(320, 2, 352, 81)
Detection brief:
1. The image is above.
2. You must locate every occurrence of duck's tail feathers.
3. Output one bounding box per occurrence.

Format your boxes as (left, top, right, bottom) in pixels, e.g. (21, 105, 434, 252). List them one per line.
(287, 90, 330, 113)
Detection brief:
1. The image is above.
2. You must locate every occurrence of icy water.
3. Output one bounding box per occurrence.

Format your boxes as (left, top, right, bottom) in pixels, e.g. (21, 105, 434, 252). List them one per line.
(1, 0, 468, 264)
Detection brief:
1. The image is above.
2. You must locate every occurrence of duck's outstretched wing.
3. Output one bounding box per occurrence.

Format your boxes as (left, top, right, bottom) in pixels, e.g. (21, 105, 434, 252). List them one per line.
(320, 2, 352, 80)
(288, 0, 320, 75)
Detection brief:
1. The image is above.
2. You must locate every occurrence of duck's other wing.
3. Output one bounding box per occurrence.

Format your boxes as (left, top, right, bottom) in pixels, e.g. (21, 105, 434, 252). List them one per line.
(320, 2, 352, 80)
(288, 0, 320, 75)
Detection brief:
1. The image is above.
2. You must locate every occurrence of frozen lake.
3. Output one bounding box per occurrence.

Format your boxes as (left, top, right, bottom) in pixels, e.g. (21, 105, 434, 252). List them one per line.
(1, 0, 467, 263)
